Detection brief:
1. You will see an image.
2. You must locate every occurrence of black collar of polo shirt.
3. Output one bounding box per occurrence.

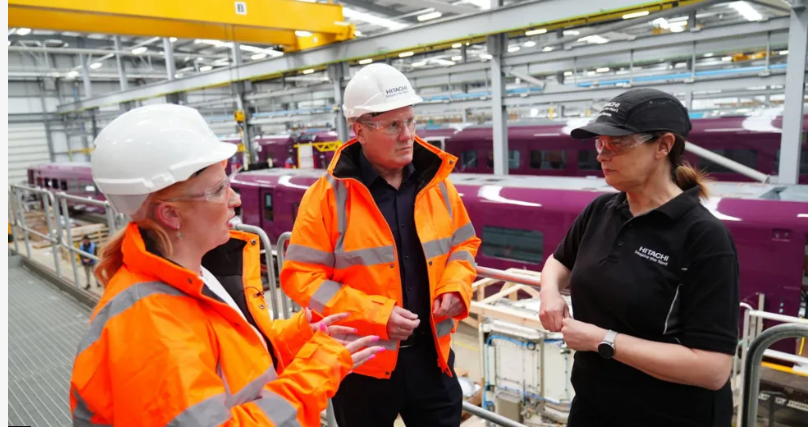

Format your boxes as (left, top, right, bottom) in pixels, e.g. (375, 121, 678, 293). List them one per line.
(606, 186, 701, 220)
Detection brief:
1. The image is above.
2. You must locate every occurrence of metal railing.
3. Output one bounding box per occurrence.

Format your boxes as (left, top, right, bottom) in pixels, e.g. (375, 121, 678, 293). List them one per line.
(740, 323, 808, 427)
(54, 192, 115, 288)
(276, 231, 294, 319)
(10, 184, 63, 277)
(233, 224, 281, 319)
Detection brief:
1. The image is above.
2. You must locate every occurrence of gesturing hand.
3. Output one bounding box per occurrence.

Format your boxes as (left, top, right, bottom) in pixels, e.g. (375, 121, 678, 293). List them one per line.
(432, 292, 464, 319)
(306, 309, 357, 341)
(539, 291, 570, 332)
(386, 306, 420, 341)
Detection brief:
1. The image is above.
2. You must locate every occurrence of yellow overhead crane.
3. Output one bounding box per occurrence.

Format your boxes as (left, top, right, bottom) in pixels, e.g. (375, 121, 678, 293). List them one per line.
(8, 0, 355, 52)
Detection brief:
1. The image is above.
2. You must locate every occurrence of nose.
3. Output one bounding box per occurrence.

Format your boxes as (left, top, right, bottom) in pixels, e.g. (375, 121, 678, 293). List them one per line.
(596, 149, 611, 163)
(228, 188, 242, 208)
(398, 124, 414, 142)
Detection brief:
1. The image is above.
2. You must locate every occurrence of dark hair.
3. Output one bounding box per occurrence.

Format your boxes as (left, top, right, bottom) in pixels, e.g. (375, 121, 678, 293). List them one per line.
(82, 235, 90, 240)
(664, 133, 711, 199)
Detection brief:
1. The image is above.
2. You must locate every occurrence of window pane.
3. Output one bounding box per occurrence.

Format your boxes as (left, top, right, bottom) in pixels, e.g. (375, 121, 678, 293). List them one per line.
(774, 148, 808, 175)
(530, 150, 567, 170)
(461, 151, 478, 169)
(509, 150, 520, 169)
(700, 149, 757, 174)
(578, 150, 600, 170)
(481, 226, 543, 264)
(264, 193, 274, 221)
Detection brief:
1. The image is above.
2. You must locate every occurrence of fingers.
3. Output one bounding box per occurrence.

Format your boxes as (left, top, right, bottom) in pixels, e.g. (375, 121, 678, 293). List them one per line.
(351, 346, 385, 369)
(395, 306, 419, 321)
(344, 335, 380, 353)
(432, 295, 444, 315)
(329, 326, 357, 336)
(305, 307, 312, 323)
(563, 305, 571, 319)
(320, 312, 350, 326)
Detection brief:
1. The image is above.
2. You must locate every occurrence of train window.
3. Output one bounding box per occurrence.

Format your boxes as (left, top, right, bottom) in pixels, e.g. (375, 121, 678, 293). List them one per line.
(51, 178, 58, 188)
(509, 150, 520, 169)
(530, 150, 567, 170)
(578, 150, 600, 170)
(264, 193, 274, 221)
(36, 177, 43, 187)
(60, 180, 68, 191)
(481, 226, 543, 264)
(461, 151, 478, 169)
(700, 149, 757, 174)
(774, 149, 808, 175)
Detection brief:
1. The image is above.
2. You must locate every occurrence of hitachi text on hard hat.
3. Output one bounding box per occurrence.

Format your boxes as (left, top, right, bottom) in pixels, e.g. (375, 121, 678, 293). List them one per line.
(342, 63, 424, 120)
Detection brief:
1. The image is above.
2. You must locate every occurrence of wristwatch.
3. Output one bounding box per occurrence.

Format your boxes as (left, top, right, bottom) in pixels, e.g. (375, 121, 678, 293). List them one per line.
(598, 330, 618, 359)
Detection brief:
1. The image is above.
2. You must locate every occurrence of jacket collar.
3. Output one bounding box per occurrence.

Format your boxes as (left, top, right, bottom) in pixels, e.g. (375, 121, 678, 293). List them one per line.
(328, 136, 457, 192)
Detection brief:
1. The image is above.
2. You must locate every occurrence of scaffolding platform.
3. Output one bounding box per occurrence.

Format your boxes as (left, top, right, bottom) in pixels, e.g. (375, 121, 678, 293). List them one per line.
(8, 259, 91, 427)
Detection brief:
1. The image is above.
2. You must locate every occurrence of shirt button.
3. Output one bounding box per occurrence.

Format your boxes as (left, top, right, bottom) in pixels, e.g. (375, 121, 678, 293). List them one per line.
(618, 241, 624, 246)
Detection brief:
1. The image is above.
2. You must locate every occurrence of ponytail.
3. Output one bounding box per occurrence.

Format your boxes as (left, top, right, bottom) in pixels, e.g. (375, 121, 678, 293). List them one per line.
(94, 216, 177, 287)
(667, 134, 711, 199)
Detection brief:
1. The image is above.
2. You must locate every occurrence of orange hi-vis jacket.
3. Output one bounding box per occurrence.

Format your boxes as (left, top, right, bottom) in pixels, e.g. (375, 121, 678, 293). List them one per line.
(70, 223, 352, 427)
(280, 136, 481, 380)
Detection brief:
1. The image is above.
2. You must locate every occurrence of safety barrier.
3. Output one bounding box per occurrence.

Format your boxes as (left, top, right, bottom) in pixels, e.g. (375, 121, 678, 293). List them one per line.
(10, 184, 64, 278)
(233, 223, 281, 318)
(740, 323, 808, 427)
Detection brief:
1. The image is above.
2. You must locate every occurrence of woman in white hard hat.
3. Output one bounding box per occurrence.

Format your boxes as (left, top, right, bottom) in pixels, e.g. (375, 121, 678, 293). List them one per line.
(69, 104, 383, 427)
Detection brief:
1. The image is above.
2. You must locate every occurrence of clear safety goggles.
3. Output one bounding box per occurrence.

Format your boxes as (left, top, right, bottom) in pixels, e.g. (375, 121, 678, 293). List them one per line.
(359, 116, 417, 136)
(594, 133, 657, 155)
(163, 178, 232, 204)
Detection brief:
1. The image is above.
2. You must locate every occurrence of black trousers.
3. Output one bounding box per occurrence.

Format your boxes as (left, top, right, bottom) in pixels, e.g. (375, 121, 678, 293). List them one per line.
(331, 342, 462, 427)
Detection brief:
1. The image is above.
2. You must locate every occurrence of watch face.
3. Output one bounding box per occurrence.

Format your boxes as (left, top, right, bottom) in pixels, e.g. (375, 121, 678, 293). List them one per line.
(598, 342, 615, 359)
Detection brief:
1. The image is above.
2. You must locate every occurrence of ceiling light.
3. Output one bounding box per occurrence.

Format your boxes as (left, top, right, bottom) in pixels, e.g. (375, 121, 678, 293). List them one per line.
(452, 43, 462, 48)
(508, 46, 520, 53)
(779, 50, 788, 55)
(451, 56, 463, 61)
(596, 67, 610, 72)
(480, 53, 493, 60)
(90, 62, 103, 69)
(704, 52, 714, 57)
(563, 30, 579, 36)
(132, 46, 148, 55)
(399, 51, 414, 58)
(563, 71, 573, 76)
(729, 1, 763, 22)
(198, 57, 206, 61)
(67, 70, 79, 78)
(170, 37, 177, 42)
(578, 35, 608, 44)
(670, 25, 685, 33)
(342, 7, 408, 30)
(412, 61, 427, 67)
(653, 18, 670, 29)
(302, 69, 315, 74)
(525, 29, 547, 36)
(16, 28, 31, 36)
(523, 41, 537, 47)
(543, 46, 553, 52)
(530, 108, 539, 117)
(359, 58, 373, 65)
(251, 53, 267, 60)
(722, 56, 732, 62)
(174, 73, 182, 78)
(417, 11, 442, 21)
(622, 11, 649, 19)
(295, 31, 313, 37)
(200, 65, 213, 71)
(354, 30, 362, 36)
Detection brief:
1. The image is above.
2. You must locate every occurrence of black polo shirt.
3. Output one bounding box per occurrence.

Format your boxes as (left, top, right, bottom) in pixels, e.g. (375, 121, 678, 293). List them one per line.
(553, 186, 740, 427)
(358, 150, 432, 340)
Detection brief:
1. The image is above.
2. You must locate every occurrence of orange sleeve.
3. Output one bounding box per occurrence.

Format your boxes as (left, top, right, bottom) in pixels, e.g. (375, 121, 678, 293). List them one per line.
(70, 291, 351, 427)
(434, 179, 481, 321)
(264, 309, 315, 371)
(280, 177, 396, 340)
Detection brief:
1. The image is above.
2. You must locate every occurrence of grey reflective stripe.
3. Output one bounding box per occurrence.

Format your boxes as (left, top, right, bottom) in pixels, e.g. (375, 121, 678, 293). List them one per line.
(72, 389, 112, 427)
(227, 366, 278, 407)
(438, 181, 453, 220)
(335, 245, 396, 269)
(285, 244, 335, 268)
(451, 222, 476, 246)
(254, 390, 302, 427)
(337, 333, 398, 351)
(436, 318, 455, 338)
(309, 280, 343, 313)
(166, 394, 232, 427)
(77, 281, 187, 356)
(327, 175, 347, 252)
(423, 236, 452, 259)
(447, 250, 476, 267)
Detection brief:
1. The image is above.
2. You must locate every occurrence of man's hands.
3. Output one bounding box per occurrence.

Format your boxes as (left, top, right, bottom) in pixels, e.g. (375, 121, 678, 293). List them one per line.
(386, 306, 420, 341)
(432, 292, 464, 319)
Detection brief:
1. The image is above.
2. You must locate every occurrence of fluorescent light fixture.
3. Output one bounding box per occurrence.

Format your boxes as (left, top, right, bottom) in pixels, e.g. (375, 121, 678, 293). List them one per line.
(452, 43, 462, 48)
(779, 50, 788, 55)
(622, 11, 649, 19)
(417, 11, 442, 21)
(90, 62, 103, 69)
(596, 67, 610, 72)
(543, 46, 553, 52)
(200, 65, 213, 71)
(170, 37, 177, 42)
(587, 71, 597, 76)
(653, 18, 670, 29)
(251, 53, 267, 60)
(67, 70, 79, 78)
(729, 1, 763, 22)
(451, 56, 463, 61)
(563, 71, 573, 76)
(722, 56, 732, 61)
(530, 108, 539, 117)
(525, 28, 547, 36)
(174, 73, 182, 78)
(399, 51, 414, 58)
(523, 41, 537, 47)
(563, 30, 579, 36)
(359, 58, 373, 65)
(670, 25, 686, 33)
(412, 61, 427, 67)
(132, 46, 148, 55)
(578, 35, 609, 44)
(342, 7, 408, 30)
(480, 53, 493, 60)
(508, 46, 520, 53)
(16, 28, 31, 36)
(432, 58, 456, 66)
(198, 57, 205, 61)
(704, 52, 714, 57)
(295, 31, 313, 37)
(302, 68, 315, 74)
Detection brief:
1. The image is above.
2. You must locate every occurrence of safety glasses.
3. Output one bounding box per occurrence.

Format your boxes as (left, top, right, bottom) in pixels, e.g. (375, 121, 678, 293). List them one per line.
(359, 116, 417, 136)
(594, 133, 657, 155)
(163, 178, 232, 203)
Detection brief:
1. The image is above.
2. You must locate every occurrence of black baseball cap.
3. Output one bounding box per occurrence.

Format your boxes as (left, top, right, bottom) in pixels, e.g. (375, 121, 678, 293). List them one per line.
(570, 88, 692, 140)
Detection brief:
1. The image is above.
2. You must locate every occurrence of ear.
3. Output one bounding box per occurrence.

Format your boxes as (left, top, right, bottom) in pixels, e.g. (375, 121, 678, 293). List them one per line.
(152, 202, 181, 230)
(351, 122, 367, 146)
(656, 133, 675, 160)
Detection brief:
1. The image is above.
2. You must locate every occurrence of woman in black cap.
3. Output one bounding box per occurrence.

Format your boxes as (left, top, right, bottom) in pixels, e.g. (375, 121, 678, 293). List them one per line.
(539, 88, 739, 426)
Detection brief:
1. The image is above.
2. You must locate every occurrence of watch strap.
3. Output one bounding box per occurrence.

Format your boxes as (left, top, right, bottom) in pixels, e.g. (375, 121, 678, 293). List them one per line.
(603, 329, 618, 345)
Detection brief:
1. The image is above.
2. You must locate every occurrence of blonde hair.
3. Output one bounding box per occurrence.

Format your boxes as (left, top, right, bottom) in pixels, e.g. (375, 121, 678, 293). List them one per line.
(667, 134, 711, 199)
(94, 174, 200, 287)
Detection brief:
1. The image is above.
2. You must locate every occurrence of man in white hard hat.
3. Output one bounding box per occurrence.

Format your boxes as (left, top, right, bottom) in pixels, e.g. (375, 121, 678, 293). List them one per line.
(281, 63, 481, 426)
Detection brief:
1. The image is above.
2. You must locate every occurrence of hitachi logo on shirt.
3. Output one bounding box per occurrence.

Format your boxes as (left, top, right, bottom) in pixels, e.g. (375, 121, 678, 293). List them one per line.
(635, 245, 669, 266)
(385, 86, 409, 98)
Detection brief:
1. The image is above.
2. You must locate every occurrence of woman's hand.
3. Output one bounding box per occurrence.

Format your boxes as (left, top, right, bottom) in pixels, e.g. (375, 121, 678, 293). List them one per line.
(306, 308, 357, 343)
(539, 291, 570, 332)
(560, 318, 607, 352)
(306, 308, 384, 368)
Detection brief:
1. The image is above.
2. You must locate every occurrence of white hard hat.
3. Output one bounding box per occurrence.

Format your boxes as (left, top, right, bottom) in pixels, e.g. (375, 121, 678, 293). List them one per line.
(91, 104, 237, 218)
(343, 63, 423, 120)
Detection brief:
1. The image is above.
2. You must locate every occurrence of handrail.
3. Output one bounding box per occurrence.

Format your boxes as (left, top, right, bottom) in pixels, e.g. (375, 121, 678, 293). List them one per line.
(476, 266, 542, 288)
(740, 323, 808, 427)
(462, 401, 528, 427)
(277, 231, 293, 320)
(10, 184, 62, 277)
(234, 224, 280, 318)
